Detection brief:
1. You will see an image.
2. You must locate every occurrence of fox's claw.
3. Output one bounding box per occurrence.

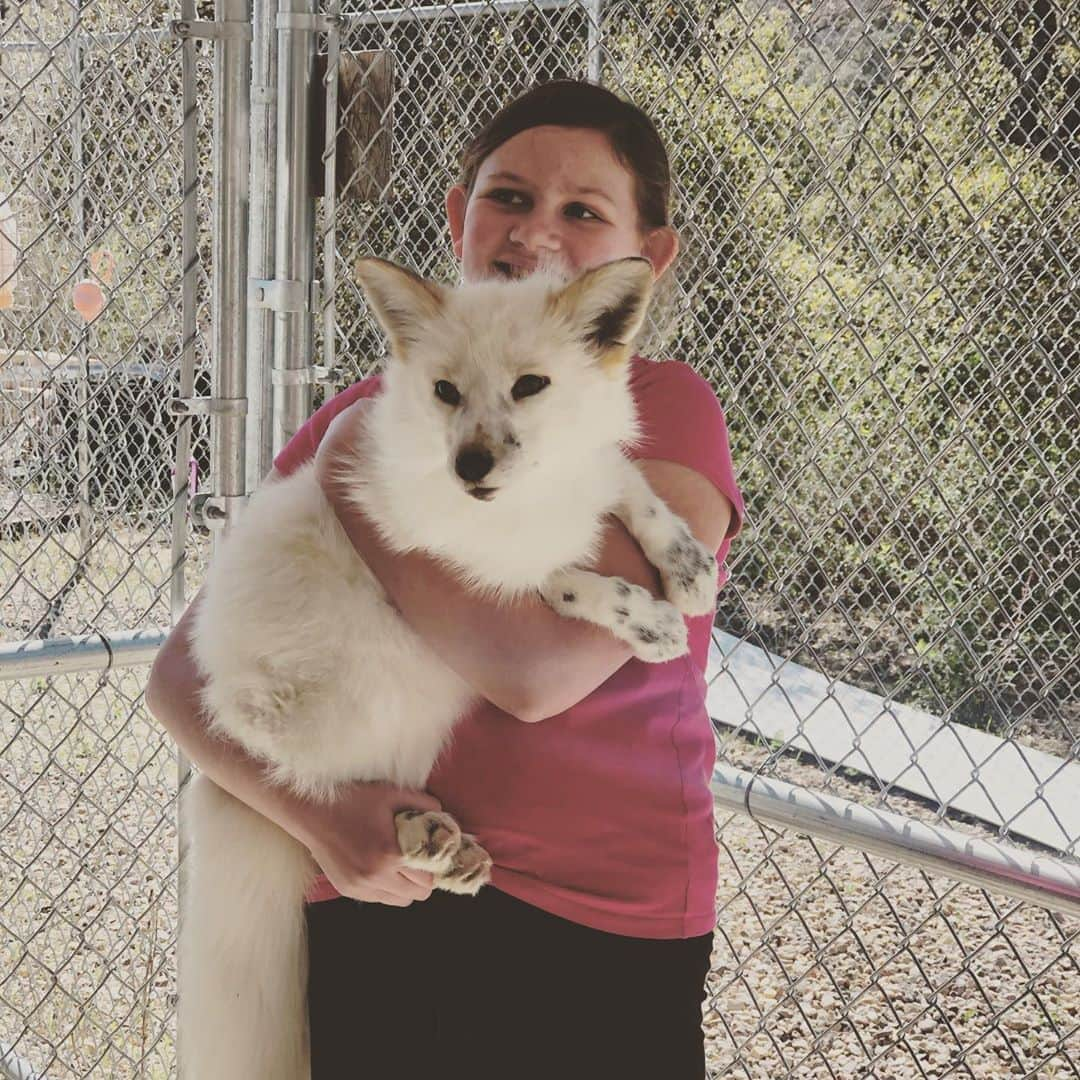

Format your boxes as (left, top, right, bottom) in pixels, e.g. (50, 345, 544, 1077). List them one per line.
(395, 810, 462, 874)
(608, 587, 688, 662)
(435, 834, 492, 895)
(657, 526, 718, 617)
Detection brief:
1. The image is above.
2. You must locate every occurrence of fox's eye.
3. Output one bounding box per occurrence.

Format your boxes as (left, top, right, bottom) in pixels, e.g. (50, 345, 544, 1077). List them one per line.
(512, 374, 550, 401)
(434, 380, 461, 406)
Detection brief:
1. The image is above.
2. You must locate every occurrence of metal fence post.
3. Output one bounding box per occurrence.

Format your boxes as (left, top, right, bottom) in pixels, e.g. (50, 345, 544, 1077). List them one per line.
(271, 0, 318, 455)
(586, 0, 602, 83)
(68, 13, 92, 555)
(247, 0, 280, 489)
(211, 0, 252, 511)
(173, 4, 251, 1074)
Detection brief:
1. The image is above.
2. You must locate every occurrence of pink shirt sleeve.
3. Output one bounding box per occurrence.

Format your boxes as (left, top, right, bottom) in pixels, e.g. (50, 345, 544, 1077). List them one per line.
(628, 358, 744, 543)
(271, 374, 384, 478)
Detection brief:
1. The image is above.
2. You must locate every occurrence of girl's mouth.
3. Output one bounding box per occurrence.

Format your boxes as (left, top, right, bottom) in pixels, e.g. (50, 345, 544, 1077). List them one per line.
(493, 261, 520, 280)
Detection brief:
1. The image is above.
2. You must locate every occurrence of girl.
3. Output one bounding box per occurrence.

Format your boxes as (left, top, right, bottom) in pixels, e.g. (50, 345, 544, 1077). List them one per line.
(148, 79, 743, 1080)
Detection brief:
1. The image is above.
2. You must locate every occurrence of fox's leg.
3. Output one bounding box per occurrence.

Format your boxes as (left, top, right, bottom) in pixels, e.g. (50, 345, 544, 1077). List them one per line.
(609, 460, 719, 617)
(539, 567, 689, 662)
(395, 811, 493, 896)
(178, 773, 318, 1080)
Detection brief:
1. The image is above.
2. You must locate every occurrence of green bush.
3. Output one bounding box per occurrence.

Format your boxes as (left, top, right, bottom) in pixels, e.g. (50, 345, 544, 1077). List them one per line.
(610, 1, 1077, 737)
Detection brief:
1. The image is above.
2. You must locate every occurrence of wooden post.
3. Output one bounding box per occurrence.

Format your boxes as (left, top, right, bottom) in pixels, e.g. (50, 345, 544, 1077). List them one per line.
(311, 49, 393, 203)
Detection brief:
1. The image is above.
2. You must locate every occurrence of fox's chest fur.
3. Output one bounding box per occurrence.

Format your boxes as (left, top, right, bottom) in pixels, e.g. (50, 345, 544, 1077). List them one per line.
(359, 440, 631, 591)
(189, 445, 628, 802)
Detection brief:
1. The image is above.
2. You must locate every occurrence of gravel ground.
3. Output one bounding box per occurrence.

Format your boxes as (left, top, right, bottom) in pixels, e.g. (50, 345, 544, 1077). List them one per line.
(1, 668, 180, 1079)
(707, 732, 1079, 1079)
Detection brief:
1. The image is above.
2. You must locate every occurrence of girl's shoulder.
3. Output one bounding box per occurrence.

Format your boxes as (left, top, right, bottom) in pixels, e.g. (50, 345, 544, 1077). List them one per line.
(628, 354, 727, 418)
(630, 354, 716, 396)
(272, 372, 384, 476)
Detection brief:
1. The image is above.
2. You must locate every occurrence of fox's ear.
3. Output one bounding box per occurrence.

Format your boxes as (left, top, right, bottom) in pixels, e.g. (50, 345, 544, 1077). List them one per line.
(354, 257, 445, 358)
(548, 258, 654, 370)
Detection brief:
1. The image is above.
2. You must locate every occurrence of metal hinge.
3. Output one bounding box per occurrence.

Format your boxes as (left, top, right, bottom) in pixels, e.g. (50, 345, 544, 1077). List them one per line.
(275, 12, 343, 31)
(249, 278, 321, 314)
(271, 365, 344, 387)
(170, 19, 252, 41)
(169, 397, 247, 417)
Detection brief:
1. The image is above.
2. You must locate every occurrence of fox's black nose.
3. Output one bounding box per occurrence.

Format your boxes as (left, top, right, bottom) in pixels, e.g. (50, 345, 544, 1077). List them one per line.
(455, 446, 494, 483)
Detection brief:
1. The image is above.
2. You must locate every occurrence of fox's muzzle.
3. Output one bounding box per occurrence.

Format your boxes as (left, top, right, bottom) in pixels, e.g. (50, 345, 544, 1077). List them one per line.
(455, 445, 495, 484)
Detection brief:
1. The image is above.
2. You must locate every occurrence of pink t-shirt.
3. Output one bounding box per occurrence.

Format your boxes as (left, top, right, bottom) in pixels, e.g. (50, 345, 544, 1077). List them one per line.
(274, 356, 744, 938)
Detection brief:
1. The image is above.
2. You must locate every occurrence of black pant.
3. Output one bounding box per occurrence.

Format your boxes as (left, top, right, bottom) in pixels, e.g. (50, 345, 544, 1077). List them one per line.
(306, 886, 712, 1080)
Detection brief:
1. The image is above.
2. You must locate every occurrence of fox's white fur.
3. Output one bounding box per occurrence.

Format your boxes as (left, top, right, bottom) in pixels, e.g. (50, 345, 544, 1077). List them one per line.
(178, 257, 718, 1079)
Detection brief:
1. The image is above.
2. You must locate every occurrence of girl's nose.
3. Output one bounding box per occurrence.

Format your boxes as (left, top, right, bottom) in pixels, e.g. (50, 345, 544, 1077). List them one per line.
(509, 213, 563, 253)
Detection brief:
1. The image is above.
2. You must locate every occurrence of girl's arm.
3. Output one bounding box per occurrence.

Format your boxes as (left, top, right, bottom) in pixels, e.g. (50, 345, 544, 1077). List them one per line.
(144, 589, 443, 905)
(313, 399, 733, 723)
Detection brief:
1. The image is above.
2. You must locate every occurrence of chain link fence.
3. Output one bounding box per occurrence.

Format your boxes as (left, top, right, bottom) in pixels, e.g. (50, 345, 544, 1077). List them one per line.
(2, 0, 1078, 1076)
(1, 2, 211, 1074)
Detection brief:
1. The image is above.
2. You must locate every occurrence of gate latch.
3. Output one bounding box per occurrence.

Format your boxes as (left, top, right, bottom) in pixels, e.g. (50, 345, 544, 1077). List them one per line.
(190, 493, 247, 532)
(170, 20, 252, 41)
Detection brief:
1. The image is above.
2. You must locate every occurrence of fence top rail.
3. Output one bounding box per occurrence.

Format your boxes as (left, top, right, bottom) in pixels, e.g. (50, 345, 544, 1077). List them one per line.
(713, 764, 1080, 920)
(0, 628, 167, 680)
(0, 27, 175, 54)
(344, 0, 586, 27)
(0, 0, 585, 51)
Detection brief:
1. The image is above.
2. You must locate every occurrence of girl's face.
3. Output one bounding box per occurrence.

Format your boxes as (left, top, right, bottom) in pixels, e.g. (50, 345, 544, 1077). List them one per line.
(446, 125, 677, 285)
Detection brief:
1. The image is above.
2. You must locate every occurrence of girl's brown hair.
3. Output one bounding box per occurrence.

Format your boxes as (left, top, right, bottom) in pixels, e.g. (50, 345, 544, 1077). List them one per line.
(458, 79, 672, 230)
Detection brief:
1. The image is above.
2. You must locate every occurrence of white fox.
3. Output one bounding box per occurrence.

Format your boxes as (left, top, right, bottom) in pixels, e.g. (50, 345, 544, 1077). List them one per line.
(178, 256, 719, 1079)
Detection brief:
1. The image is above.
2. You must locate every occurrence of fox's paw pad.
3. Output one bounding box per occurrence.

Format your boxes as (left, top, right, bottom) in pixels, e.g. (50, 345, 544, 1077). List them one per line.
(395, 810, 462, 873)
(609, 581, 688, 662)
(658, 527, 718, 617)
(435, 835, 492, 896)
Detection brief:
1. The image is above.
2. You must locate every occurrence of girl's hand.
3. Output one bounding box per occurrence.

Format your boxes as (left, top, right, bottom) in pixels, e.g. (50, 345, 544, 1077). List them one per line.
(298, 780, 443, 906)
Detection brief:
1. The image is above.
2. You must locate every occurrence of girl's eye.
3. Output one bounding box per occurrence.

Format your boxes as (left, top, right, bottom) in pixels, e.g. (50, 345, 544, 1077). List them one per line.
(488, 190, 604, 221)
(566, 202, 603, 222)
(434, 380, 461, 406)
(488, 189, 528, 207)
(512, 374, 551, 401)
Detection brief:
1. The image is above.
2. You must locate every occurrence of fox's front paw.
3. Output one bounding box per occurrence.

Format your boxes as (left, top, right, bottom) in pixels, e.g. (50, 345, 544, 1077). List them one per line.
(657, 526, 718, 617)
(541, 570, 689, 663)
(435, 834, 492, 896)
(395, 810, 462, 874)
(610, 584, 688, 662)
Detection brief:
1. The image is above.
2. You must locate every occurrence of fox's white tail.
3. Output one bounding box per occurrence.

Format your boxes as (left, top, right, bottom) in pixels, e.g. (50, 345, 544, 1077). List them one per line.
(178, 773, 317, 1080)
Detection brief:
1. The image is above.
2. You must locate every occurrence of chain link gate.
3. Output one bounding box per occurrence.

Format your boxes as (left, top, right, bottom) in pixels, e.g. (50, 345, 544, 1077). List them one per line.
(1, 0, 220, 1074)
(2, 1, 1079, 1078)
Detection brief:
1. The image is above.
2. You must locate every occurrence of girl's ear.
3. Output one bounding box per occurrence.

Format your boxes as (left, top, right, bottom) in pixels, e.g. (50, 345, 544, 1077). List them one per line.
(446, 186, 468, 259)
(641, 225, 679, 280)
(548, 257, 654, 370)
(354, 257, 445, 359)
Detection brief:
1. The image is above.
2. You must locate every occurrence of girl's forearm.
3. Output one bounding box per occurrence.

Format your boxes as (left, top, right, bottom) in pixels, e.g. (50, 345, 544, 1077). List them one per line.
(317, 453, 663, 721)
